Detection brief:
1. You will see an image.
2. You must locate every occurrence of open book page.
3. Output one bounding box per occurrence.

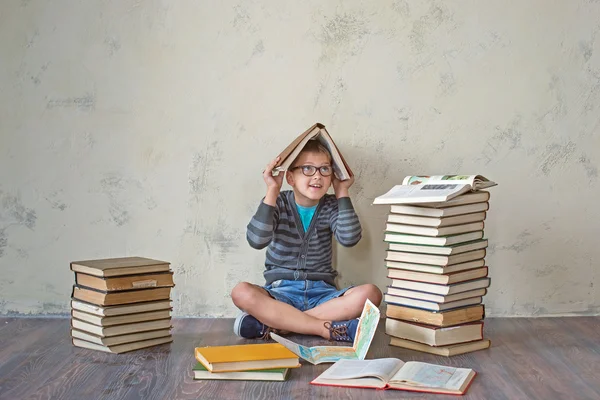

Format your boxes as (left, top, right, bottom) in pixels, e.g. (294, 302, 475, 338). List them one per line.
(268, 334, 358, 364)
(270, 299, 380, 364)
(402, 175, 497, 190)
(390, 361, 473, 390)
(315, 129, 351, 181)
(373, 184, 471, 205)
(317, 358, 404, 381)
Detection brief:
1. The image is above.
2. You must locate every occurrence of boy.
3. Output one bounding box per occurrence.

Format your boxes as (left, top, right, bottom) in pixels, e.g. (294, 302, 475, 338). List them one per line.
(231, 140, 382, 342)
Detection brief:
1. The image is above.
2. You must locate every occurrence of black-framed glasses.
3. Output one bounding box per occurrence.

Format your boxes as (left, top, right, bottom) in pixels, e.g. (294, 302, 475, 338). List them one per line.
(291, 165, 333, 177)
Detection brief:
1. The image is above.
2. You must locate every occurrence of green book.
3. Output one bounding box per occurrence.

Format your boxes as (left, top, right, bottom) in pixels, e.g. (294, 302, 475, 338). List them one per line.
(192, 362, 291, 381)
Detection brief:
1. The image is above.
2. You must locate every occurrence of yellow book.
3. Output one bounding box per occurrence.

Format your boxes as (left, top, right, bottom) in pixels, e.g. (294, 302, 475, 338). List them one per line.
(194, 343, 300, 373)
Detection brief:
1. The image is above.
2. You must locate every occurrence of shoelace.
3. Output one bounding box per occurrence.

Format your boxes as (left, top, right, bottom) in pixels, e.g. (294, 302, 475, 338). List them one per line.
(324, 321, 349, 341)
(260, 326, 276, 341)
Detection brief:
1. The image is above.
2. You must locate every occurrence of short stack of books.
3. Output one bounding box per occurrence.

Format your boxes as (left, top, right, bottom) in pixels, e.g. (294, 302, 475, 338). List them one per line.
(192, 343, 300, 381)
(70, 257, 174, 354)
(380, 191, 493, 356)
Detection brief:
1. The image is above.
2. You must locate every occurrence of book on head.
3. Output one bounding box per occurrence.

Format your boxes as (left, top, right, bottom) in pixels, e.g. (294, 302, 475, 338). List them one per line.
(272, 122, 353, 180)
(311, 358, 476, 395)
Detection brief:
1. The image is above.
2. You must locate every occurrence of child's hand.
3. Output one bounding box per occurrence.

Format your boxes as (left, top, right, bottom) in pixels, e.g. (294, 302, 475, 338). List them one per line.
(332, 174, 354, 198)
(263, 157, 284, 191)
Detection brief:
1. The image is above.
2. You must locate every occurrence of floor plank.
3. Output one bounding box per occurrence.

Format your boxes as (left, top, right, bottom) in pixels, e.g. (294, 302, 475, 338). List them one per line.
(0, 317, 598, 400)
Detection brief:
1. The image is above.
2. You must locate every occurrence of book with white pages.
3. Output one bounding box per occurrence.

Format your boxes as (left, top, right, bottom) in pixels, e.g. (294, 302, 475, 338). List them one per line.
(71, 309, 171, 327)
(72, 336, 172, 354)
(386, 287, 488, 304)
(389, 277, 491, 296)
(388, 239, 488, 256)
(373, 184, 472, 205)
(386, 258, 486, 275)
(417, 191, 490, 208)
(389, 202, 489, 217)
(71, 299, 172, 317)
(384, 293, 483, 312)
(384, 231, 484, 247)
(387, 267, 488, 285)
(71, 328, 172, 346)
(387, 212, 486, 228)
(402, 175, 496, 190)
(310, 358, 476, 395)
(385, 221, 484, 237)
(386, 249, 486, 266)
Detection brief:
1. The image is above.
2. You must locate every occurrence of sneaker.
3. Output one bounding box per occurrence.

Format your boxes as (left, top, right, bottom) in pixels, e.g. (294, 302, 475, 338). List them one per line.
(324, 319, 359, 343)
(233, 312, 274, 340)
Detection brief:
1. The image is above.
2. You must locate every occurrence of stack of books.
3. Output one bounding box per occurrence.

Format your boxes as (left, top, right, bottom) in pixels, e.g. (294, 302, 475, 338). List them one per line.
(380, 190, 493, 356)
(192, 343, 300, 381)
(69, 257, 174, 354)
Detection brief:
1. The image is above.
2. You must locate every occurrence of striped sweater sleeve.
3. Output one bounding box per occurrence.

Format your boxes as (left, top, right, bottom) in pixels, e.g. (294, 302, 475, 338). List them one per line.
(329, 197, 362, 247)
(246, 200, 279, 249)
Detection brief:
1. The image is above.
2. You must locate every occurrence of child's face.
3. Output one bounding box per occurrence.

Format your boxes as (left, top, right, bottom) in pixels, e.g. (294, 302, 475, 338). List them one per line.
(286, 151, 332, 206)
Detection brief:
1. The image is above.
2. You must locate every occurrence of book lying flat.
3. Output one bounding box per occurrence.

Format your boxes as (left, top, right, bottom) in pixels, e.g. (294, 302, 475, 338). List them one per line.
(403, 175, 496, 190)
(386, 249, 486, 267)
(385, 319, 484, 347)
(384, 231, 484, 247)
(387, 212, 486, 228)
(385, 221, 484, 237)
(70, 257, 170, 277)
(75, 271, 175, 292)
(192, 362, 290, 381)
(72, 285, 172, 306)
(71, 309, 172, 327)
(387, 239, 488, 256)
(386, 259, 485, 275)
(384, 293, 482, 312)
(386, 304, 485, 327)
(71, 328, 172, 346)
(194, 343, 300, 373)
(389, 201, 489, 217)
(386, 287, 487, 304)
(389, 337, 491, 356)
(414, 191, 491, 208)
(72, 336, 172, 354)
(71, 317, 172, 337)
(270, 299, 380, 364)
(389, 277, 491, 296)
(311, 358, 476, 395)
(273, 122, 353, 180)
(71, 299, 172, 317)
(387, 267, 489, 285)
(373, 183, 472, 204)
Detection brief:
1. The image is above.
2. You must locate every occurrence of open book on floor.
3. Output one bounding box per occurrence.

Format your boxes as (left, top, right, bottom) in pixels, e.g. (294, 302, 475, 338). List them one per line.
(270, 299, 379, 364)
(311, 358, 476, 395)
(272, 122, 352, 180)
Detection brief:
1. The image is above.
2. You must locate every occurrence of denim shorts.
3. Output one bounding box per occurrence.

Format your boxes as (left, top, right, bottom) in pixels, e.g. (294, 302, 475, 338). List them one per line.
(262, 279, 352, 312)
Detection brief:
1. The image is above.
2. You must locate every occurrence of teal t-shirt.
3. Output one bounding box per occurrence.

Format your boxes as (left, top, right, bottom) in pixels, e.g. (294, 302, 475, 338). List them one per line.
(296, 203, 317, 233)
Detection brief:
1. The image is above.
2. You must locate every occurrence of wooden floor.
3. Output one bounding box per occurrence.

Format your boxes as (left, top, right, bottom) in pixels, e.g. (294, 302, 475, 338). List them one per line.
(0, 317, 599, 400)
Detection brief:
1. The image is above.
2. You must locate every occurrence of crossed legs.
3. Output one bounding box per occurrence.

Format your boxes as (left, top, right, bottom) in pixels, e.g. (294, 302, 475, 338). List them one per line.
(231, 282, 382, 340)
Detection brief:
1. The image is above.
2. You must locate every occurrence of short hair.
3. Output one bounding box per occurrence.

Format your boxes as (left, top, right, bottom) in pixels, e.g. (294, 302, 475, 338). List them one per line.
(296, 139, 332, 163)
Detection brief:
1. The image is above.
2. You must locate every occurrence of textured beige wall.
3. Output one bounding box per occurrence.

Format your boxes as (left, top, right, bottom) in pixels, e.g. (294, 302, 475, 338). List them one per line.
(1, 0, 599, 317)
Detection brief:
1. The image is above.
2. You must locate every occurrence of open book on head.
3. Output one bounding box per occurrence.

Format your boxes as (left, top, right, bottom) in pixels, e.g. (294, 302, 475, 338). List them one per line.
(269, 299, 379, 364)
(311, 358, 476, 395)
(272, 122, 353, 181)
(373, 175, 496, 205)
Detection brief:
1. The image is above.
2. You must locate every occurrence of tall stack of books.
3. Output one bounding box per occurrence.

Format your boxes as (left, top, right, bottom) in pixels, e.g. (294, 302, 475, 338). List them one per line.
(379, 190, 493, 356)
(69, 257, 174, 354)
